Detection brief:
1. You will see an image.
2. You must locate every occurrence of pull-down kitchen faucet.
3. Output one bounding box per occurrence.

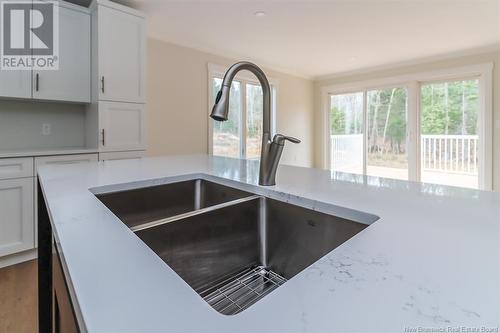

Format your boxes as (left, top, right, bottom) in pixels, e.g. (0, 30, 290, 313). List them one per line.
(211, 61, 300, 186)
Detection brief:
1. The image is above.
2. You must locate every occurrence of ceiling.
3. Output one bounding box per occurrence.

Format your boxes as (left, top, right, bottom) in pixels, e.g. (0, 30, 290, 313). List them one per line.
(119, 0, 500, 79)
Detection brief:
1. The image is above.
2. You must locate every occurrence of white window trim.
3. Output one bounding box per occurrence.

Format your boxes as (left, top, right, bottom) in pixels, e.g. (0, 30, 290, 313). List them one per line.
(207, 63, 278, 158)
(321, 63, 493, 190)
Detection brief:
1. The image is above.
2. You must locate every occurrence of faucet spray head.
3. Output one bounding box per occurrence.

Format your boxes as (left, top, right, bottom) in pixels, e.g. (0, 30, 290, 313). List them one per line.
(210, 85, 231, 121)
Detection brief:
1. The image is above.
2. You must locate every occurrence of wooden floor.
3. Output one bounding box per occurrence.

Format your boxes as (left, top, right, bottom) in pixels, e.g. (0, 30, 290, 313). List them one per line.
(0, 260, 38, 333)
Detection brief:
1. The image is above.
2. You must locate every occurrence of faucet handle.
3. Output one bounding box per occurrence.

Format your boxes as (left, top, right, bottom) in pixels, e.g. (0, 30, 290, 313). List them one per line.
(273, 134, 301, 145)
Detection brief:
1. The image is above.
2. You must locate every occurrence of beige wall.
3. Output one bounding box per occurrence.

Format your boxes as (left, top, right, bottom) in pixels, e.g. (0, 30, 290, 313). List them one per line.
(314, 51, 500, 190)
(146, 38, 315, 167)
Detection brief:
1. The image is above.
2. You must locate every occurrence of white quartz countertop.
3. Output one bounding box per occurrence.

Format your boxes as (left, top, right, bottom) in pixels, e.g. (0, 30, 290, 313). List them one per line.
(37, 154, 500, 333)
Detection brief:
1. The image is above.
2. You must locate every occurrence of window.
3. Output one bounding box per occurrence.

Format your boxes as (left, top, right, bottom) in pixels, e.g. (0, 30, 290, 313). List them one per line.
(246, 83, 265, 159)
(324, 64, 492, 190)
(209, 65, 276, 160)
(212, 78, 241, 158)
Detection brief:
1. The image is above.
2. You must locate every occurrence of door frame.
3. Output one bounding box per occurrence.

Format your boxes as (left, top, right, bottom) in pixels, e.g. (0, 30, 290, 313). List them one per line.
(321, 63, 493, 190)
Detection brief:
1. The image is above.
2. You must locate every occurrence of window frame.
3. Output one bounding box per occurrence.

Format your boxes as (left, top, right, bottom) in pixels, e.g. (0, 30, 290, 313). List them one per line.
(322, 63, 493, 190)
(207, 63, 277, 159)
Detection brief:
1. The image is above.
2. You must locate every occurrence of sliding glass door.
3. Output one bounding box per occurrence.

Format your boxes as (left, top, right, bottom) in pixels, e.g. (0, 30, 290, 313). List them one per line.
(366, 88, 408, 180)
(420, 79, 480, 189)
(328, 72, 488, 190)
(329, 86, 409, 179)
(329, 92, 364, 175)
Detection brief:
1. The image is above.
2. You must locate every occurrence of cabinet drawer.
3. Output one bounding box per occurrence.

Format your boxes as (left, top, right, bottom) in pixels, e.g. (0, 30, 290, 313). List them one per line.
(35, 154, 98, 174)
(99, 150, 145, 161)
(0, 158, 34, 180)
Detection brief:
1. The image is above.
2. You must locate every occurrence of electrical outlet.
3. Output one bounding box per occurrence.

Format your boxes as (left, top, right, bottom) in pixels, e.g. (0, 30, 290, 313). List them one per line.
(42, 123, 51, 136)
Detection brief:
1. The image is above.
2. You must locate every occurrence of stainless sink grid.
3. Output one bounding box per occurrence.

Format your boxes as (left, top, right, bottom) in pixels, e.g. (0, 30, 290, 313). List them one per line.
(198, 266, 287, 315)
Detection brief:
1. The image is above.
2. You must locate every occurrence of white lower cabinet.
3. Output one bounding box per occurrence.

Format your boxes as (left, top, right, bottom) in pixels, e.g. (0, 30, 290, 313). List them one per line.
(0, 151, 146, 265)
(0, 154, 100, 265)
(0, 178, 34, 257)
(99, 101, 146, 152)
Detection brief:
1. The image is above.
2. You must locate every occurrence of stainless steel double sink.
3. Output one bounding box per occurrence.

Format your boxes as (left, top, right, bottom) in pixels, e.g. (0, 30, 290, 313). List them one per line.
(95, 179, 377, 315)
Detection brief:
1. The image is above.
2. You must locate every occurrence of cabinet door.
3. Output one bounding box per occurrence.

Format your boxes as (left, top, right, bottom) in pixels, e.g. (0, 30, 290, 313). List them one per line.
(99, 101, 146, 151)
(98, 5, 145, 103)
(0, 178, 34, 257)
(0, 0, 32, 99)
(0, 71, 31, 99)
(33, 7, 90, 103)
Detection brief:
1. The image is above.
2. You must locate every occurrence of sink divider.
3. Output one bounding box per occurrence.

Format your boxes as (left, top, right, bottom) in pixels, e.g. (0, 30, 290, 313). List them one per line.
(130, 194, 262, 233)
(258, 196, 268, 268)
(194, 179, 202, 210)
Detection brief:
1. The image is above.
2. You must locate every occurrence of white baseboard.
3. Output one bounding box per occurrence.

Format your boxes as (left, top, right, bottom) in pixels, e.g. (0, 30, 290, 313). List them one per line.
(0, 249, 37, 269)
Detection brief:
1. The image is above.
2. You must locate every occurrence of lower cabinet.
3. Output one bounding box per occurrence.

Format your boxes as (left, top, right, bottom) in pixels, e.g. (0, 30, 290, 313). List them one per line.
(0, 178, 34, 257)
(0, 151, 145, 266)
(0, 153, 100, 266)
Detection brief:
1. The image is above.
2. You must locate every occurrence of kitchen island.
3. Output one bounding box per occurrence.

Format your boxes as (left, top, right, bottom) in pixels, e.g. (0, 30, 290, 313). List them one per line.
(37, 154, 500, 332)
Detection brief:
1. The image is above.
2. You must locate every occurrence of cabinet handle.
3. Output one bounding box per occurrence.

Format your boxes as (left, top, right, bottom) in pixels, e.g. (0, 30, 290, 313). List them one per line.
(35, 73, 39, 91)
(101, 76, 105, 94)
(101, 129, 105, 146)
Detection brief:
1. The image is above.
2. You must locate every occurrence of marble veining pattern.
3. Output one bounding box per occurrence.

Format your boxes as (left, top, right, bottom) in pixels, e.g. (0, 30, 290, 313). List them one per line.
(37, 154, 500, 333)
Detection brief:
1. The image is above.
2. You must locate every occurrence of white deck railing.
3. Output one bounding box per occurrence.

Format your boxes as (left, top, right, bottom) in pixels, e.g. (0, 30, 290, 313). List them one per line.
(421, 134, 478, 175)
(330, 134, 363, 171)
(331, 134, 479, 175)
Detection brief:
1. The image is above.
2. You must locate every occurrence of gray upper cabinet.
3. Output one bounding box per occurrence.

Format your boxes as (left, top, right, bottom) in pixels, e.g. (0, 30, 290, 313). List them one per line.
(0, 0, 31, 100)
(33, 5, 91, 103)
(0, 71, 32, 100)
(98, 101, 146, 151)
(0, 2, 91, 104)
(90, 0, 147, 153)
(95, 2, 146, 103)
